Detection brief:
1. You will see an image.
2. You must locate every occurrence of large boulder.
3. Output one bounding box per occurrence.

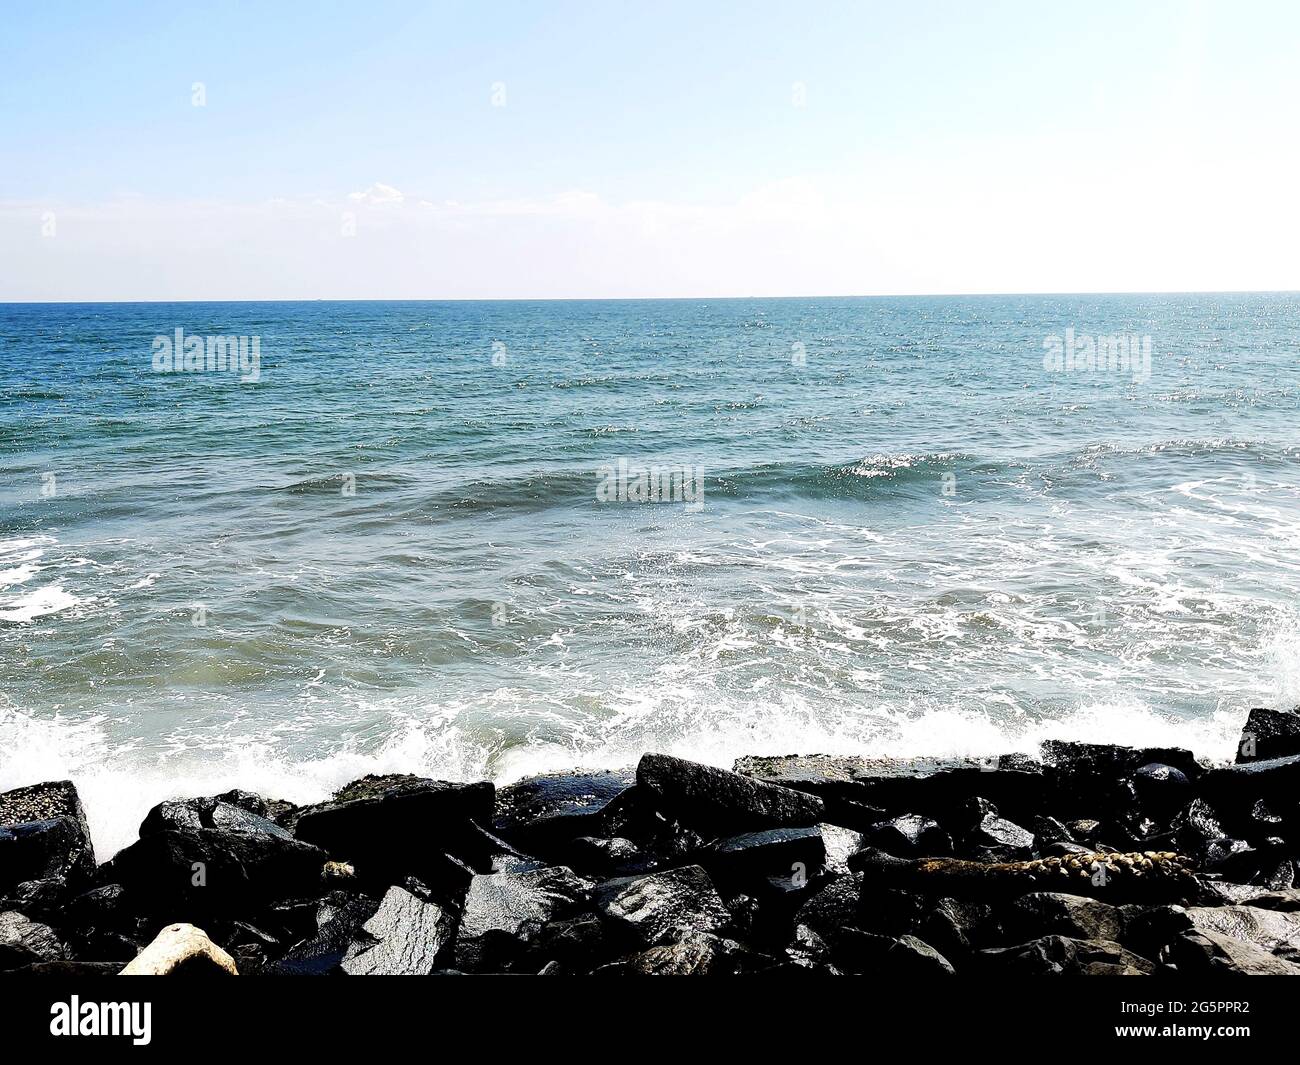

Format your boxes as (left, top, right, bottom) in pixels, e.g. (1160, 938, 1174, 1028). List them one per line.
(828, 929, 955, 976)
(340, 885, 455, 975)
(636, 754, 823, 834)
(592, 865, 730, 947)
(101, 828, 327, 918)
(864, 814, 950, 858)
(1235, 706, 1300, 763)
(1182, 905, 1300, 956)
(0, 781, 96, 892)
(291, 775, 494, 891)
(1200, 754, 1300, 809)
(264, 893, 380, 976)
(141, 794, 295, 841)
(1005, 892, 1125, 943)
(701, 827, 825, 880)
(1170, 930, 1300, 975)
(454, 865, 591, 972)
(493, 771, 633, 852)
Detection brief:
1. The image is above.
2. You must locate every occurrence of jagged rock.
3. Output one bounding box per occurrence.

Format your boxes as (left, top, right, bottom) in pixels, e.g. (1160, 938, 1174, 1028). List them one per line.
(593, 932, 774, 975)
(637, 754, 823, 834)
(702, 827, 825, 879)
(57, 883, 148, 962)
(592, 865, 729, 947)
(960, 806, 1034, 861)
(1173, 798, 1226, 861)
(1192, 880, 1300, 910)
(265, 892, 380, 976)
(979, 935, 1156, 975)
(455, 865, 591, 972)
(786, 923, 839, 972)
(101, 827, 326, 916)
(291, 775, 494, 890)
(0, 781, 96, 892)
(793, 872, 867, 944)
(535, 913, 612, 968)
(119, 922, 238, 975)
(1235, 706, 1300, 763)
(1006, 892, 1125, 942)
(0, 910, 69, 969)
(561, 836, 654, 877)
(829, 929, 955, 975)
(141, 796, 294, 841)
(340, 885, 455, 975)
(494, 771, 633, 851)
(865, 814, 949, 857)
(1171, 930, 1300, 975)
(1183, 905, 1300, 955)
(0, 876, 67, 921)
(819, 823, 864, 876)
(1030, 815, 1073, 847)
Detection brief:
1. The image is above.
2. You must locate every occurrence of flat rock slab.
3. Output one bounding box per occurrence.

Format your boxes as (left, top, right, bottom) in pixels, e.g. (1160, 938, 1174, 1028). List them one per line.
(636, 754, 823, 833)
(1184, 905, 1300, 955)
(341, 885, 454, 975)
(455, 865, 591, 972)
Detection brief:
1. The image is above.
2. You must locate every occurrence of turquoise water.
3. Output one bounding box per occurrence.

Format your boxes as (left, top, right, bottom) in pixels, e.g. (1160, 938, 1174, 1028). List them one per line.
(2, 295, 1299, 855)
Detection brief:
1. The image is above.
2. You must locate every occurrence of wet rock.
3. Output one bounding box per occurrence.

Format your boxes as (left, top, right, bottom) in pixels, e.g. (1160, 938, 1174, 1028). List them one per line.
(819, 823, 865, 876)
(637, 754, 823, 834)
(592, 864, 729, 947)
(793, 872, 867, 944)
(1006, 892, 1125, 942)
(141, 796, 295, 841)
(455, 865, 591, 972)
(1171, 930, 1300, 975)
(534, 913, 613, 968)
(0, 910, 69, 970)
(1030, 815, 1073, 847)
(1132, 763, 1191, 817)
(101, 828, 327, 917)
(292, 775, 494, 890)
(265, 892, 380, 976)
(119, 922, 238, 975)
(593, 932, 774, 976)
(340, 885, 455, 975)
(562, 836, 654, 877)
(829, 929, 955, 976)
(0, 781, 97, 892)
(9, 960, 122, 976)
(0, 876, 67, 921)
(493, 770, 633, 852)
(865, 814, 950, 857)
(1235, 705, 1300, 763)
(1192, 880, 1300, 910)
(979, 934, 1156, 975)
(702, 826, 826, 879)
(1200, 754, 1300, 809)
(1183, 905, 1300, 955)
(959, 804, 1034, 861)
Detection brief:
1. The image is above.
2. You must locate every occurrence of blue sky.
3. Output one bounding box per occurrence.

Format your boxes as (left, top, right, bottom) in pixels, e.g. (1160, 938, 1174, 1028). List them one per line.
(3, 1, 1298, 299)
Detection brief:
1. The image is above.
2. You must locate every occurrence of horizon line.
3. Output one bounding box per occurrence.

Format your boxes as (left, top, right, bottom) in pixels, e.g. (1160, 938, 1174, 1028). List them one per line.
(3, 288, 1299, 306)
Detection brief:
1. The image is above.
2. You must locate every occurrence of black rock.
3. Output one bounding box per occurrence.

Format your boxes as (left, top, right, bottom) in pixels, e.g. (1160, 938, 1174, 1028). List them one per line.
(0, 910, 69, 970)
(864, 814, 950, 858)
(1030, 815, 1074, 847)
(291, 775, 494, 890)
(828, 928, 955, 976)
(1235, 706, 1300, 763)
(455, 865, 591, 972)
(1042, 741, 1200, 818)
(534, 913, 613, 968)
(793, 872, 867, 944)
(702, 827, 826, 879)
(960, 807, 1034, 862)
(593, 932, 776, 976)
(819, 823, 865, 876)
(637, 754, 824, 834)
(562, 836, 655, 877)
(141, 796, 295, 841)
(100, 827, 327, 918)
(0, 781, 97, 893)
(7, 960, 122, 977)
(978, 934, 1156, 975)
(1182, 904, 1300, 956)
(265, 892, 380, 976)
(340, 885, 455, 975)
(1005, 892, 1125, 942)
(592, 864, 730, 947)
(0, 876, 67, 921)
(1132, 763, 1192, 817)
(493, 770, 634, 852)
(1171, 930, 1300, 975)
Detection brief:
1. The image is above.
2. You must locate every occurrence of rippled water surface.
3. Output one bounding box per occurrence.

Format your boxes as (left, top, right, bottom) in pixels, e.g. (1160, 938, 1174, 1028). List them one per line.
(2, 295, 1298, 854)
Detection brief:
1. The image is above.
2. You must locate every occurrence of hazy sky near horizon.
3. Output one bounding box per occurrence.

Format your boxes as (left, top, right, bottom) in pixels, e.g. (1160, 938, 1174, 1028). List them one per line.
(3, 0, 1298, 301)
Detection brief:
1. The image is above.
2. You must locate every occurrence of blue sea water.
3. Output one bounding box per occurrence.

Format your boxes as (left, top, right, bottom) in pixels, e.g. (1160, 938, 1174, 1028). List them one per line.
(2, 294, 1299, 855)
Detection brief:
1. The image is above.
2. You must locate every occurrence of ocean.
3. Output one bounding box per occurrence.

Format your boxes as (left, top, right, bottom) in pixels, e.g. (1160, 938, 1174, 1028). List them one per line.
(2, 294, 1298, 857)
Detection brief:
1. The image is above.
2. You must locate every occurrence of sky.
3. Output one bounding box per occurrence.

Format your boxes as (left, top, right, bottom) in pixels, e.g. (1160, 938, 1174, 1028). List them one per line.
(2, 0, 1299, 300)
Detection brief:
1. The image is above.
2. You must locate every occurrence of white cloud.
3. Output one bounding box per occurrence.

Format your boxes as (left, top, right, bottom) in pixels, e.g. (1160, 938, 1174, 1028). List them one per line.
(347, 182, 405, 206)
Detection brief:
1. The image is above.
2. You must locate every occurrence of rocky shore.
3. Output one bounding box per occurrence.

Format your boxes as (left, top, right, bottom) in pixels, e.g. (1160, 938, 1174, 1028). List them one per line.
(4, 707, 1300, 976)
